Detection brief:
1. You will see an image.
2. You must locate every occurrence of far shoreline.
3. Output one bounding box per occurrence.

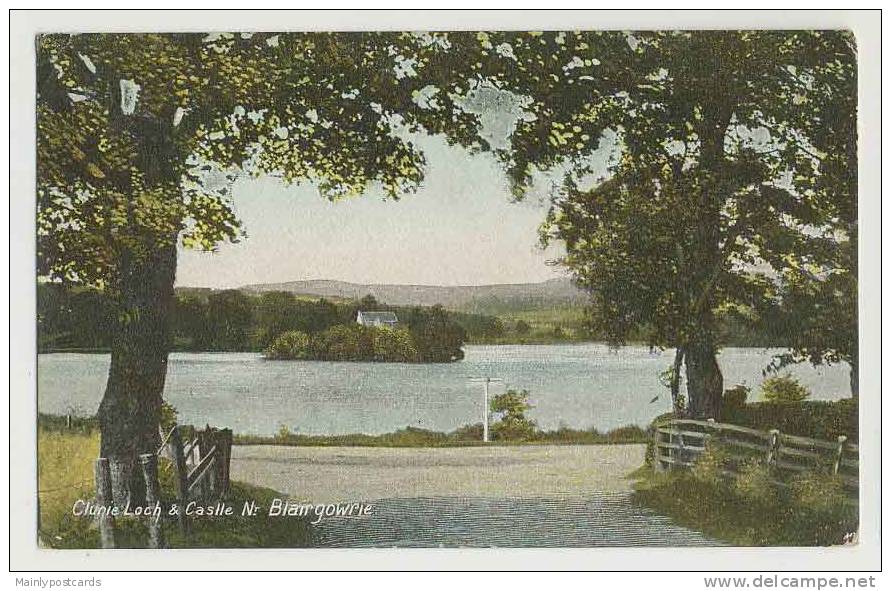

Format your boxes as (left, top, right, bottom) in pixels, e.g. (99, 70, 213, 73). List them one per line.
(36, 340, 791, 356)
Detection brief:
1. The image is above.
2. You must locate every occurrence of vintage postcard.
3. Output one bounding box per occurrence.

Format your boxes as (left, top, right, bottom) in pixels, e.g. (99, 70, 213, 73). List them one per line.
(9, 9, 882, 573)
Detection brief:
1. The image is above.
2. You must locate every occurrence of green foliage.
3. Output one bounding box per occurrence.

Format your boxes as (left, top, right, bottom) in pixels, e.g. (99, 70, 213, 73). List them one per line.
(159, 400, 178, 433)
(37, 422, 312, 549)
(722, 384, 750, 414)
(37, 283, 113, 350)
(275, 424, 294, 441)
(654, 399, 857, 465)
(204, 290, 254, 351)
(633, 468, 857, 546)
(404, 305, 466, 362)
(264, 330, 312, 360)
(39, 282, 808, 351)
(761, 374, 811, 403)
(262, 324, 423, 363)
(791, 471, 848, 517)
(39, 283, 486, 356)
(463, 30, 860, 408)
(691, 440, 731, 489)
(310, 324, 372, 361)
(733, 460, 778, 506)
(370, 326, 419, 362)
(490, 389, 536, 441)
(724, 399, 857, 443)
(235, 422, 648, 447)
(38, 32, 477, 290)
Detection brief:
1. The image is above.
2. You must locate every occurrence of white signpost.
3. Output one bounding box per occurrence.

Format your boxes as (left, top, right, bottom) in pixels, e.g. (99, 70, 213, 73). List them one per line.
(467, 376, 503, 443)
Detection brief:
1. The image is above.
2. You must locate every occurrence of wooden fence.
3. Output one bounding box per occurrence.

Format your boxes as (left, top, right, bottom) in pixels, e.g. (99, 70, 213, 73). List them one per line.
(93, 424, 233, 549)
(653, 418, 859, 495)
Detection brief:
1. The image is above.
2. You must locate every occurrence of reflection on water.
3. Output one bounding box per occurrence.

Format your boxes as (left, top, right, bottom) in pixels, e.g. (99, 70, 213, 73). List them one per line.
(310, 495, 725, 548)
(37, 344, 850, 436)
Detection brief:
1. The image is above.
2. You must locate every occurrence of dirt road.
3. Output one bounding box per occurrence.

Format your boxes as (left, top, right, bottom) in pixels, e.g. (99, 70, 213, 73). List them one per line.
(230, 444, 646, 503)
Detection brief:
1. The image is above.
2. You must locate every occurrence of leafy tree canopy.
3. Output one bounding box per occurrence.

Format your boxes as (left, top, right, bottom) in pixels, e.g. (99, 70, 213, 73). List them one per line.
(36, 32, 483, 290)
(400, 30, 857, 405)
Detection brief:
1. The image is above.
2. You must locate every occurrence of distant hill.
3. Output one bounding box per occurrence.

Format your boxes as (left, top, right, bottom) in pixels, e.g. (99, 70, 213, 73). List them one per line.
(238, 277, 588, 314)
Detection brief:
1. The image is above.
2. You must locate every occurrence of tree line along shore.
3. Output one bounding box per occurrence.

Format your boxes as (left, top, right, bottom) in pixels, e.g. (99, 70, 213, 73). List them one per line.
(38, 283, 811, 357)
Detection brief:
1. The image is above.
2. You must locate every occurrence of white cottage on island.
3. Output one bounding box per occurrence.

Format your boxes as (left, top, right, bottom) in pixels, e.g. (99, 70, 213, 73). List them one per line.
(356, 310, 399, 328)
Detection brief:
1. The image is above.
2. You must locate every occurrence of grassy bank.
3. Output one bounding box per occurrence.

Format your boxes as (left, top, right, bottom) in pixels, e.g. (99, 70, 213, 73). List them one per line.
(235, 423, 648, 447)
(631, 459, 858, 546)
(37, 423, 312, 549)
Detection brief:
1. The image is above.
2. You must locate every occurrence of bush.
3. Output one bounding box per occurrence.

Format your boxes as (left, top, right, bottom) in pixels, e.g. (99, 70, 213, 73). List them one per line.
(722, 398, 858, 442)
(722, 384, 749, 416)
(733, 460, 778, 506)
(691, 441, 730, 488)
(490, 389, 536, 441)
(264, 330, 311, 360)
(761, 374, 811, 403)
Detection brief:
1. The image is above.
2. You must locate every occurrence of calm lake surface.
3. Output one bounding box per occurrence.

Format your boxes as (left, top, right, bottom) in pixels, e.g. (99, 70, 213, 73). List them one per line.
(37, 344, 850, 436)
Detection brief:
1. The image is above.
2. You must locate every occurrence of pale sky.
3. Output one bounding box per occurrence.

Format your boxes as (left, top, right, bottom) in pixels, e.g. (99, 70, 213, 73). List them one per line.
(176, 132, 570, 289)
(176, 83, 619, 289)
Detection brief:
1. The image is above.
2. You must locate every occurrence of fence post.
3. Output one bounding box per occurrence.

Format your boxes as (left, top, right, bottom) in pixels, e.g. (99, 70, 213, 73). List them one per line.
(219, 429, 233, 495)
(206, 455, 218, 497)
(168, 426, 191, 536)
(197, 430, 213, 499)
(653, 426, 665, 473)
(833, 435, 848, 475)
(766, 429, 781, 467)
(139, 453, 165, 549)
(677, 428, 687, 466)
(94, 458, 116, 549)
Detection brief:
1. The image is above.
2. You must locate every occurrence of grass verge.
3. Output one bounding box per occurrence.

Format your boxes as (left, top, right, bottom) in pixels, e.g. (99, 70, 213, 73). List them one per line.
(37, 425, 312, 549)
(630, 466, 858, 546)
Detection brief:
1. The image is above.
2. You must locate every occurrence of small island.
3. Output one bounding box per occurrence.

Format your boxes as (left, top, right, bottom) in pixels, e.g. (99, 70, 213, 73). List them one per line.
(264, 305, 465, 363)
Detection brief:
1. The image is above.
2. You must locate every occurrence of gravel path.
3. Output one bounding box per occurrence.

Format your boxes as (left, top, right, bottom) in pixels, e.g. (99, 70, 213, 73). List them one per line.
(229, 444, 723, 547)
(230, 444, 646, 503)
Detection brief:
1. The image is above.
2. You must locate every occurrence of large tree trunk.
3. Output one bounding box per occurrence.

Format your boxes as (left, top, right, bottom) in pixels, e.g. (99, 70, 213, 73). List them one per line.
(670, 346, 686, 415)
(98, 239, 177, 507)
(684, 339, 724, 419)
(849, 356, 858, 399)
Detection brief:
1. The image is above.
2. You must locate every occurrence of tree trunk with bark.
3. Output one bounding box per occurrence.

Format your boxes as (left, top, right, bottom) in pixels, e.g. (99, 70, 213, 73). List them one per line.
(682, 79, 732, 420)
(670, 346, 686, 415)
(98, 239, 177, 507)
(684, 339, 724, 419)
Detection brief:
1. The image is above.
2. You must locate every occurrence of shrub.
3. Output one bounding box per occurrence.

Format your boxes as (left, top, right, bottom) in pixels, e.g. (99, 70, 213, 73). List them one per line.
(264, 330, 311, 360)
(733, 460, 778, 506)
(761, 374, 811, 403)
(275, 424, 294, 441)
(722, 384, 749, 417)
(490, 389, 536, 441)
(721, 398, 857, 442)
(691, 440, 730, 488)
